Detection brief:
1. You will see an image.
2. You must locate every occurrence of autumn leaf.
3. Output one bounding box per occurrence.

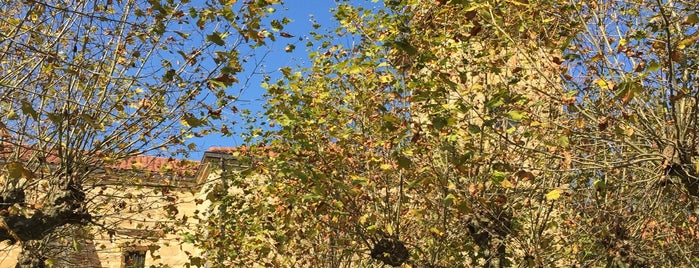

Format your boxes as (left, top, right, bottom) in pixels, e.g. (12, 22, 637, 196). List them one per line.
(500, 179, 514, 188)
(6, 162, 25, 179)
(6, 161, 34, 180)
(285, 44, 296, 52)
(545, 189, 562, 201)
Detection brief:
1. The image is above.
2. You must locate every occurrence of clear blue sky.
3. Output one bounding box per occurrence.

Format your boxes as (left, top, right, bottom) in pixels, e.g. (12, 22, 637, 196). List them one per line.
(186, 2, 372, 160)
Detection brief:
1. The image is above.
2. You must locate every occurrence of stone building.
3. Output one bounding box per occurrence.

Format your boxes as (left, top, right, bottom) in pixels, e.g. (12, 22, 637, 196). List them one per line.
(0, 148, 234, 268)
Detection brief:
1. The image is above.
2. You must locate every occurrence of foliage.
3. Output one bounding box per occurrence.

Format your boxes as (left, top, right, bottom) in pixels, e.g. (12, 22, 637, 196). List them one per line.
(195, 0, 699, 267)
(0, 0, 286, 266)
(560, 0, 699, 264)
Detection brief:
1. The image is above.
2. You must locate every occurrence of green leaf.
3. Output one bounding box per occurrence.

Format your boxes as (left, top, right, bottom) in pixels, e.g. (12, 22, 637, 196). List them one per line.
(507, 110, 526, 121)
(558, 135, 570, 147)
(486, 96, 505, 108)
(80, 113, 104, 131)
(303, 193, 322, 201)
(206, 32, 226, 46)
(218, 6, 235, 21)
(593, 180, 607, 191)
(684, 13, 699, 25)
(492, 170, 507, 182)
(182, 233, 196, 243)
(468, 124, 481, 134)
(163, 69, 177, 82)
(444, 193, 456, 206)
(389, 40, 418, 56)
(47, 113, 62, 124)
(20, 100, 38, 120)
(72, 238, 82, 251)
(646, 60, 661, 72)
(431, 116, 448, 130)
(614, 80, 642, 103)
(367, 225, 378, 233)
(173, 30, 190, 39)
(270, 19, 283, 31)
(351, 175, 367, 186)
(181, 114, 204, 127)
(397, 155, 412, 169)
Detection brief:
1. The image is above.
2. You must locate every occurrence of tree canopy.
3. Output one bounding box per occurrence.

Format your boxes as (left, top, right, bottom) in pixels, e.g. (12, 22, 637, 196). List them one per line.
(0, 0, 287, 266)
(193, 0, 699, 267)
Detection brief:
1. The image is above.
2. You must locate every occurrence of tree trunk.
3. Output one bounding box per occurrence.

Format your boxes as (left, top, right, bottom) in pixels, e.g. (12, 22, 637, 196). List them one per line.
(14, 241, 47, 268)
(0, 181, 90, 252)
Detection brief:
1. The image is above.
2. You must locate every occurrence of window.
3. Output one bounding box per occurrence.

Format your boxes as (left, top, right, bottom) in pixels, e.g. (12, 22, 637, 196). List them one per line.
(123, 248, 146, 268)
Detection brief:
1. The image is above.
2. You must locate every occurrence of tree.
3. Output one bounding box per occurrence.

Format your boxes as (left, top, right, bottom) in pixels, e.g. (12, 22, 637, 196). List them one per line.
(195, 0, 699, 267)
(0, 0, 286, 266)
(196, 0, 576, 266)
(558, 0, 699, 264)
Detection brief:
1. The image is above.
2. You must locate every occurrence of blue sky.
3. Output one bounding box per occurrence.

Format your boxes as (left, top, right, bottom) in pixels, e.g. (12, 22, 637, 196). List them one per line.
(186, 2, 364, 160)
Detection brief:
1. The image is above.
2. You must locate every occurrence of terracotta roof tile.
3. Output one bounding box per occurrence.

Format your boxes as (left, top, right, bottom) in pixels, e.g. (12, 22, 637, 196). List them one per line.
(207, 146, 278, 158)
(0, 143, 198, 176)
(207, 146, 245, 154)
(109, 155, 199, 176)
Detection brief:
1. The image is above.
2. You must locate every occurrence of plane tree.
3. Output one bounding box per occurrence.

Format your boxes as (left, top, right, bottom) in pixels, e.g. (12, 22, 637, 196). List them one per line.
(0, 0, 286, 267)
(194, 0, 578, 266)
(196, 0, 699, 266)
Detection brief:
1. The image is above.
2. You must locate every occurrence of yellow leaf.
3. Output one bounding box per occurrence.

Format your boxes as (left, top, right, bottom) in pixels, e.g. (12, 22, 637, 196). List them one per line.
(506, 0, 529, 6)
(545, 189, 562, 200)
(7, 109, 18, 120)
(6, 161, 24, 179)
(6, 161, 34, 180)
(430, 227, 444, 237)
(380, 163, 392, 170)
(500, 179, 514, 188)
(379, 74, 393, 83)
(594, 78, 613, 90)
(678, 35, 698, 50)
(359, 214, 369, 225)
(131, 161, 144, 169)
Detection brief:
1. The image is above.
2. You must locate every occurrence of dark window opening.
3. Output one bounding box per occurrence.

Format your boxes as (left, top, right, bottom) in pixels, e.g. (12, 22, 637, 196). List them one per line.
(123, 250, 146, 268)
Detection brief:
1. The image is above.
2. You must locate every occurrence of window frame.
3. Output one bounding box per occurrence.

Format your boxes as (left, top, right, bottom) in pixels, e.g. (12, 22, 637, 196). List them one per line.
(121, 246, 148, 268)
